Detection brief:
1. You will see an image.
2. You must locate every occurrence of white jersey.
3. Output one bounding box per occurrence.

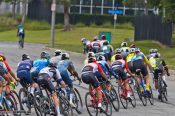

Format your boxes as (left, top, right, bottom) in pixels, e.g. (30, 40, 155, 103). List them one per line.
(39, 67, 62, 80)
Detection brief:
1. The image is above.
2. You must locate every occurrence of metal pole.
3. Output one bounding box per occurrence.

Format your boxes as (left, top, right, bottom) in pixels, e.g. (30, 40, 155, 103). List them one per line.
(90, 0, 93, 14)
(112, 0, 115, 10)
(50, 0, 56, 48)
(101, 0, 104, 15)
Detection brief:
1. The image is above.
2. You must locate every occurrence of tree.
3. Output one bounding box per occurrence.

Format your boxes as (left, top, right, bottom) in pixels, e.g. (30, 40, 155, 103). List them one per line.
(59, 0, 71, 31)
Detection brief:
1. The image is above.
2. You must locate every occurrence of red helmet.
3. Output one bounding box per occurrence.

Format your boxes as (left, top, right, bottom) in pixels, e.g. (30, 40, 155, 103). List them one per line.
(115, 54, 123, 60)
(130, 44, 136, 48)
(101, 35, 106, 40)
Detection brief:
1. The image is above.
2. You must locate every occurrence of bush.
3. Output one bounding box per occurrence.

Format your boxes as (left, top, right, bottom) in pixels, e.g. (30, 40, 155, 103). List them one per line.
(75, 23, 86, 27)
(24, 20, 50, 30)
(116, 22, 134, 29)
(0, 16, 17, 32)
(100, 22, 113, 28)
(55, 24, 63, 29)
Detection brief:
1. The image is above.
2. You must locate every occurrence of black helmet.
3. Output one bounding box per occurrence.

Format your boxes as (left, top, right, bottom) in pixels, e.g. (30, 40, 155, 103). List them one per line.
(41, 51, 50, 59)
(97, 55, 106, 61)
(22, 54, 30, 61)
(103, 40, 109, 46)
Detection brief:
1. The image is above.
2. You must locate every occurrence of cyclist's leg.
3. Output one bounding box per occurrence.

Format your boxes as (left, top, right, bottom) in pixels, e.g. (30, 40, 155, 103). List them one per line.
(141, 65, 150, 91)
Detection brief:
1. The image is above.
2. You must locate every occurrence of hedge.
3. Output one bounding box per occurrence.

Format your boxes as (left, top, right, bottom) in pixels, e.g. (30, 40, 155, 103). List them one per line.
(56, 13, 135, 25)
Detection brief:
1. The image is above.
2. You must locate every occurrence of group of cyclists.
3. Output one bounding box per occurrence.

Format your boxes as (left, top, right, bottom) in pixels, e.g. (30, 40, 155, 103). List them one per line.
(0, 34, 170, 116)
(81, 35, 170, 111)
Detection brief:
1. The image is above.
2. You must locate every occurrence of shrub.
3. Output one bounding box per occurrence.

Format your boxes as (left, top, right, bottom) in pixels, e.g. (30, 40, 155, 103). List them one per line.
(24, 20, 50, 30)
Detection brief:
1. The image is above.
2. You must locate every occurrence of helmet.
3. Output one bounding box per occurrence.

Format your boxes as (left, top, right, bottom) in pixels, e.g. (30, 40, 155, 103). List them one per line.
(115, 48, 121, 54)
(103, 40, 109, 46)
(88, 57, 96, 63)
(149, 49, 154, 54)
(101, 35, 106, 40)
(115, 54, 123, 60)
(121, 42, 127, 47)
(81, 38, 86, 42)
(54, 49, 62, 56)
(129, 48, 135, 53)
(61, 53, 70, 60)
(130, 44, 136, 48)
(41, 51, 47, 59)
(135, 48, 140, 53)
(97, 55, 106, 61)
(0, 56, 3, 62)
(154, 49, 158, 53)
(0, 52, 5, 61)
(93, 36, 98, 41)
(87, 52, 95, 58)
(49, 57, 58, 68)
(22, 54, 30, 61)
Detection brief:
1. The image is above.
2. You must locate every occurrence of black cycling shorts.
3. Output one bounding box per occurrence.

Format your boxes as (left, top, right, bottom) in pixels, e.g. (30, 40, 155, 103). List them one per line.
(81, 72, 99, 88)
(133, 60, 148, 77)
(37, 73, 56, 94)
(127, 61, 134, 73)
(113, 67, 127, 80)
(154, 69, 163, 80)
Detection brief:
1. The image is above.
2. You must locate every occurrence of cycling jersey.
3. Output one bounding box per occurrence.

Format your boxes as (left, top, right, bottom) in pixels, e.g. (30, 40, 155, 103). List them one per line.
(91, 41, 101, 53)
(132, 53, 149, 65)
(149, 57, 165, 70)
(0, 62, 8, 77)
(17, 60, 33, 71)
(126, 53, 135, 63)
(57, 59, 76, 86)
(32, 59, 49, 74)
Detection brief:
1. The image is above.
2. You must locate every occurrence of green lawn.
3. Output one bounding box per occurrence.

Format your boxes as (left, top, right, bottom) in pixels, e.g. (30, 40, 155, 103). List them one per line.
(0, 27, 175, 69)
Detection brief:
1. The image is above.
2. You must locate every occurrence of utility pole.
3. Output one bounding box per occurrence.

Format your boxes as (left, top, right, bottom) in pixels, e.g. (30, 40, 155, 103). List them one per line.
(50, 0, 56, 48)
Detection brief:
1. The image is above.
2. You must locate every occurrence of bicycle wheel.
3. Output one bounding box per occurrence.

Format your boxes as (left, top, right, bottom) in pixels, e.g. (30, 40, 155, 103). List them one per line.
(85, 92, 98, 116)
(110, 86, 120, 112)
(19, 88, 31, 115)
(99, 93, 112, 116)
(73, 88, 83, 114)
(8, 91, 21, 116)
(148, 86, 154, 105)
(135, 82, 147, 106)
(59, 96, 73, 116)
(129, 84, 136, 108)
(162, 85, 168, 102)
(118, 85, 128, 109)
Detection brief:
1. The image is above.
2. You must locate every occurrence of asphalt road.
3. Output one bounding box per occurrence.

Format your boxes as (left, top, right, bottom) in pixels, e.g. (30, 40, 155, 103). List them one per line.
(0, 42, 175, 116)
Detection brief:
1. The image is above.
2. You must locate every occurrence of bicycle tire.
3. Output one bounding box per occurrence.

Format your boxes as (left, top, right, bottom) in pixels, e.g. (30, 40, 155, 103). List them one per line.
(8, 91, 21, 116)
(110, 86, 120, 112)
(129, 84, 136, 108)
(59, 96, 73, 116)
(73, 88, 83, 114)
(18, 88, 31, 115)
(100, 93, 112, 116)
(34, 91, 44, 116)
(118, 85, 128, 109)
(85, 92, 98, 116)
(148, 86, 154, 105)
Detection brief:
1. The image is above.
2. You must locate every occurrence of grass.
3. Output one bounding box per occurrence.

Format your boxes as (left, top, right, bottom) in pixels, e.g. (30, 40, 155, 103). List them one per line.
(0, 27, 175, 69)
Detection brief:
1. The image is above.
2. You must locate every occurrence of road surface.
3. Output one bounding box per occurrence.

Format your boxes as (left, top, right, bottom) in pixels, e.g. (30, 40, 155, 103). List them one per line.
(0, 42, 175, 116)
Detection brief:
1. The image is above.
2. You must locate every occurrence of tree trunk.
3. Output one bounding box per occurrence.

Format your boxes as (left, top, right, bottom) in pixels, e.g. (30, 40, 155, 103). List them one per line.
(64, 5, 71, 31)
(22, 0, 27, 24)
(12, 0, 16, 18)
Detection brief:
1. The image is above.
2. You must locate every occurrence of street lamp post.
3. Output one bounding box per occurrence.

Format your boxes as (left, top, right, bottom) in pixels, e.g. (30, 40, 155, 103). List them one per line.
(50, 0, 56, 48)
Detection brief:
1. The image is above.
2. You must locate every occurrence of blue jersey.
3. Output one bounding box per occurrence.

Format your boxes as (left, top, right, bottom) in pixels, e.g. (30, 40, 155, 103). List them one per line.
(18, 24, 25, 34)
(132, 53, 144, 62)
(32, 59, 49, 73)
(57, 60, 75, 73)
(17, 60, 33, 72)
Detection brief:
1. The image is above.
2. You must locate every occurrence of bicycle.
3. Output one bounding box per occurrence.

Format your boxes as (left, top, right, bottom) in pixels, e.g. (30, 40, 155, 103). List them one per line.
(85, 84, 112, 116)
(117, 77, 136, 109)
(157, 71, 168, 102)
(34, 82, 73, 116)
(18, 82, 35, 115)
(99, 79, 120, 112)
(0, 82, 21, 116)
(135, 69, 154, 106)
(64, 77, 83, 114)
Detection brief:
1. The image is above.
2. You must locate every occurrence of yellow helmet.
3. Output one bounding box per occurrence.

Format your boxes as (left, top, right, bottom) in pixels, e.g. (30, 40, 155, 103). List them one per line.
(0, 56, 3, 61)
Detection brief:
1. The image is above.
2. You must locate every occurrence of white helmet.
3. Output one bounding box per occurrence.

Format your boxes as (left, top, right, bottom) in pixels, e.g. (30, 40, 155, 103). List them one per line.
(129, 48, 135, 53)
(121, 42, 127, 47)
(49, 57, 58, 67)
(61, 53, 70, 60)
(54, 49, 62, 56)
(87, 52, 95, 58)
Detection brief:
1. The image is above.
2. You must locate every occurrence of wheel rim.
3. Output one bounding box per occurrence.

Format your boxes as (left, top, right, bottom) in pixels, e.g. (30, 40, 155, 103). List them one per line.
(118, 86, 128, 109)
(129, 85, 136, 108)
(102, 94, 112, 116)
(73, 88, 83, 114)
(85, 92, 98, 116)
(110, 87, 120, 111)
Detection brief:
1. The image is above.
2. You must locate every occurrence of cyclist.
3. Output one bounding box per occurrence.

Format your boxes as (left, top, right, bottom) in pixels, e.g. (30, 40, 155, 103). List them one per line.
(90, 37, 101, 53)
(111, 48, 122, 63)
(81, 56, 108, 108)
(147, 49, 155, 60)
(53, 49, 62, 62)
(37, 57, 66, 116)
(31, 51, 50, 81)
(57, 53, 81, 107)
(120, 42, 130, 60)
(17, 23, 25, 48)
(149, 53, 170, 99)
(17, 54, 37, 95)
(84, 52, 96, 65)
(112, 54, 134, 100)
(132, 48, 153, 93)
(126, 48, 135, 73)
(81, 38, 88, 54)
(0, 52, 19, 83)
(101, 40, 113, 64)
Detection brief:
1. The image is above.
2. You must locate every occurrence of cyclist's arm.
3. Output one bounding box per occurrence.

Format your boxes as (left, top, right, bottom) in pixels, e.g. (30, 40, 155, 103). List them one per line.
(143, 55, 153, 71)
(104, 62, 115, 76)
(55, 69, 66, 88)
